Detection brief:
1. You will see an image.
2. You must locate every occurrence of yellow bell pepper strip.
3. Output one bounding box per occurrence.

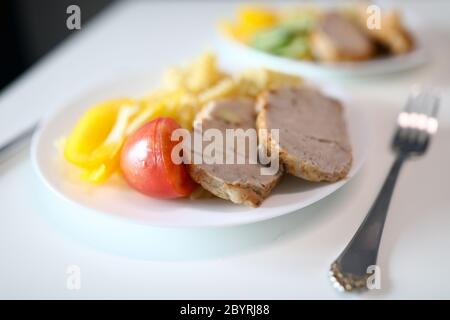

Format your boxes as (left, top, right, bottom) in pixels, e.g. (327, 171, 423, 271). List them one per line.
(239, 6, 278, 31)
(220, 6, 278, 43)
(64, 98, 139, 183)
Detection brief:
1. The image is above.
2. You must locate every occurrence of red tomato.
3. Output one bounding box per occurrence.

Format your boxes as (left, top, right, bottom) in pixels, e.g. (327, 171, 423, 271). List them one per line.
(120, 117, 196, 198)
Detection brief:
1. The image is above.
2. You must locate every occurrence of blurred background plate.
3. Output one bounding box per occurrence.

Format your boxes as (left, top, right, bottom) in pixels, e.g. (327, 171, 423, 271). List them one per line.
(217, 33, 427, 79)
(216, 2, 428, 80)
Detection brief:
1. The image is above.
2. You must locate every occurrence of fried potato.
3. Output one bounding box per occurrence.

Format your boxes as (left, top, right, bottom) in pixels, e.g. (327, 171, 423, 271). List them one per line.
(163, 52, 225, 93)
(130, 53, 302, 133)
(185, 52, 224, 93)
(198, 78, 237, 105)
(235, 68, 303, 97)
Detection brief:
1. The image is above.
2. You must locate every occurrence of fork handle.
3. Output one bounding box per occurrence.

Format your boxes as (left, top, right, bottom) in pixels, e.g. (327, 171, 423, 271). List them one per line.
(331, 154, 406, 290)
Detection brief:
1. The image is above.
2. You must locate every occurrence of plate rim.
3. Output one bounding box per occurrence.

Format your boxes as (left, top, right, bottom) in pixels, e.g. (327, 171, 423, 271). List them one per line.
(217, 32, 428, 78)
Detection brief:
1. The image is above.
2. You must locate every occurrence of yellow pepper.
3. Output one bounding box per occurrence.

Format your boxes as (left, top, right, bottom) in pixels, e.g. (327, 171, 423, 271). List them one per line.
(64, 98, 139, 183)
(220, 6, 278, 43)
(239, 6, 278, 30)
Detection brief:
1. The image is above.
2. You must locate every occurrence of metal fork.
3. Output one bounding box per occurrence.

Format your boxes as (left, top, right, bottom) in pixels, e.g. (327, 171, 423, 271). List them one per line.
(330, 90, 440, 292)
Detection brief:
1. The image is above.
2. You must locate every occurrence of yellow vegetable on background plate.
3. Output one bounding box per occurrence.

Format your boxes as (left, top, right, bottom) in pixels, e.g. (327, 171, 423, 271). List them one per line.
(220, 6, 278, 42)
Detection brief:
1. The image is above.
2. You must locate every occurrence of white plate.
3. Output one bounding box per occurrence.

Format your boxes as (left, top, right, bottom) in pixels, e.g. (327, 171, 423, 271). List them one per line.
(31, 73, 370, 228)
(217, 35, 427, 79)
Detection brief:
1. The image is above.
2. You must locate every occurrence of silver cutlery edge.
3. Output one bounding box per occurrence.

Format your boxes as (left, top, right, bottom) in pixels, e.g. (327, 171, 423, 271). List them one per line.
(330, 89, 440, 292)
(0, 123, 39, 162)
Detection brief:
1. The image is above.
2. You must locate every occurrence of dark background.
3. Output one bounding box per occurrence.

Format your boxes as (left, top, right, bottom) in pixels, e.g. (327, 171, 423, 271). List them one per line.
(0, 0, 114, 91)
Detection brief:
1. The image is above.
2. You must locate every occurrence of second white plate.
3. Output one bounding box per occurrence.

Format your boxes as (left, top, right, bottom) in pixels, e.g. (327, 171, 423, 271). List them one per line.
(217, 35, 427, 79)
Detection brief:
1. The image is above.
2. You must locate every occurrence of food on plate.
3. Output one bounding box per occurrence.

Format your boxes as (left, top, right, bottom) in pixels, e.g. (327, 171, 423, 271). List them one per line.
(130, 52, 224, 131)
(120, 117, 197, 198)
(63, 52, 302, 186)
(189, 186, 214, 200)
(235, 68, 303, 97)
(188, 98, 283, 207)
(220, 4, 414, 63)
(63, 98, 139, 183)
(311, 12, 374, 62)
(61, 52, 354, 207)
(256, 86, 352, 182)
(351, 7, 414, 55)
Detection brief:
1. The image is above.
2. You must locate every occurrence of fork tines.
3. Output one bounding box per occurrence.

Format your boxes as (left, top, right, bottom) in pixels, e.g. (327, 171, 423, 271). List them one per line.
(393, 90, 440, 154)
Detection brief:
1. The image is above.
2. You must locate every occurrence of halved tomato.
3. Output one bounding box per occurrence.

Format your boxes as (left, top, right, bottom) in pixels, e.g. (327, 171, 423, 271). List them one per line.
(120, 117, 196, 198)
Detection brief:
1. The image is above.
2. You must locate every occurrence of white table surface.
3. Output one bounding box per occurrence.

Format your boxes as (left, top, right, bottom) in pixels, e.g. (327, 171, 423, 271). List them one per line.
(1, 0, 450, 299)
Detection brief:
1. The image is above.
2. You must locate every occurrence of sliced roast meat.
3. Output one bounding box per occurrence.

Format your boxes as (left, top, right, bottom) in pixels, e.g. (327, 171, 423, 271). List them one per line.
(311, 12, 374, 62)
(188, 98, 282, 207)
(256, 86, 352, 182)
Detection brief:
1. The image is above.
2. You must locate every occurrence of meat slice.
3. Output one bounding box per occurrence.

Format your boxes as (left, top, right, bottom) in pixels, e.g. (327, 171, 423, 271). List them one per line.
(311, 12, 374, 62)
(188, 98, 282, 207)
(256, 86, 352, 182)
(354, 8, 414, 55)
